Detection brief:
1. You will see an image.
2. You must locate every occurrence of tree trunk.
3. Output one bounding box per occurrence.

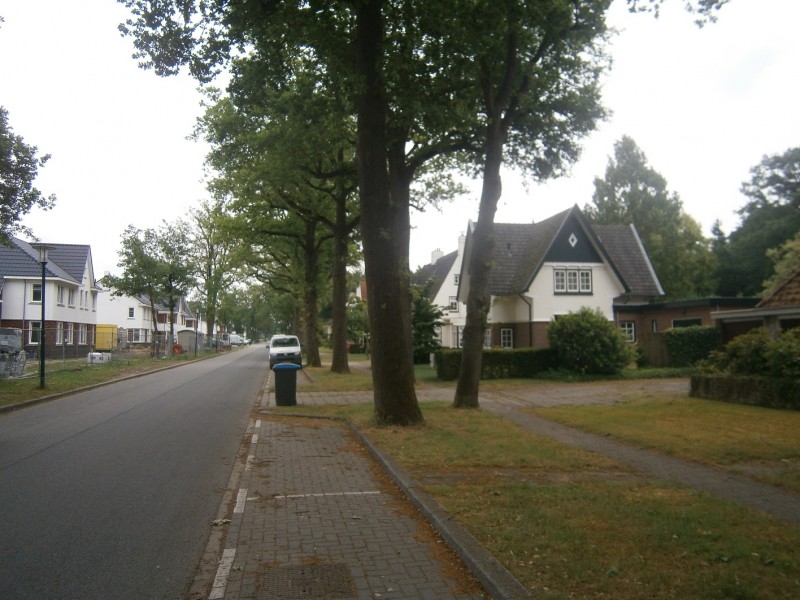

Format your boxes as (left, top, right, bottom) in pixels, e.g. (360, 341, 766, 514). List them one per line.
(303, 220, 322, 367)
(355, 0, 423, 425)
(330, 188, 351, 374)
(454, 119, 505, 408)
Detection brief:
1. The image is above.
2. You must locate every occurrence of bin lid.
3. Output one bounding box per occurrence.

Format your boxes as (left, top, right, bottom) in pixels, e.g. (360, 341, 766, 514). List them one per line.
(272, 362, 302, 370)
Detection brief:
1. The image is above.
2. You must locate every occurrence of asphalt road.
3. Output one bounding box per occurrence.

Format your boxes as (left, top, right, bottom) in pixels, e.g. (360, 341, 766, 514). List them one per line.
(0, 345, 266, 599)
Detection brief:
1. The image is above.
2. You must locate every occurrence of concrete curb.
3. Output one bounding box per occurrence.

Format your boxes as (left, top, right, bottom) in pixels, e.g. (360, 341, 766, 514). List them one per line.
(349, 423, 531, 600)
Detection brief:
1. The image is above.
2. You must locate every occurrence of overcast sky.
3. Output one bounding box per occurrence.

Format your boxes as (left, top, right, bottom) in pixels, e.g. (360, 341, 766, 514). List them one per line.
(1, 0, 798, 278)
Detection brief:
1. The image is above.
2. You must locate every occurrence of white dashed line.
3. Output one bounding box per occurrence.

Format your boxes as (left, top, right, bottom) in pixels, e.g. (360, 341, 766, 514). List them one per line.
(208, 547, 236, 600)
(234, 488, 248, 514)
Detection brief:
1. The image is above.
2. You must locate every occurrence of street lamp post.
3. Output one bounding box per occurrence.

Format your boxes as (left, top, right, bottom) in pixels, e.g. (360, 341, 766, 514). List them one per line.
(31, 243, 51, 389)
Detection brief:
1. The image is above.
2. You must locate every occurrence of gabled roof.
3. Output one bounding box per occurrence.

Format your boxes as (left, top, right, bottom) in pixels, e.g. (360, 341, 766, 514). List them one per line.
(471, 205, 663, 298)
(412, 250, 458, 299)
(0, 237, 89, 284)
(757, 269, 800, 308)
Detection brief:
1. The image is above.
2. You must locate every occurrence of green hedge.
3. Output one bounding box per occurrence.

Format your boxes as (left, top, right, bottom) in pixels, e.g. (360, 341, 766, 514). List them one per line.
(434, 347, 557, 381)
(690, 374, 800, 411)
(662, 326, 722, 367)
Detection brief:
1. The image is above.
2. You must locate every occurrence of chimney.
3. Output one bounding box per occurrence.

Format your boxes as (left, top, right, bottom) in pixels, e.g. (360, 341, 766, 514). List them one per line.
(431, 248, 444, 264)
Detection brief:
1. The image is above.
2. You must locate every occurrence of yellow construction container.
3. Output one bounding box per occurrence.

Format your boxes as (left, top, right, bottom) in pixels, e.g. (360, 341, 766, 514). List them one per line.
(95, 324, 119, 352)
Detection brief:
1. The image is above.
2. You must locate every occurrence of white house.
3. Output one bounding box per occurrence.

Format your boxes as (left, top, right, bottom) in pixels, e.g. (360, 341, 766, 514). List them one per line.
(97, 289, 205, 352)
(412, 234, 468, 348)
(0, 238, 101, 358)
(456, 205, 664, 348)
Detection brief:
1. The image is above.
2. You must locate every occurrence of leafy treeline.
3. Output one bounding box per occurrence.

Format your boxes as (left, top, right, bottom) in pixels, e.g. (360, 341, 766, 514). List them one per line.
(585, 138, 800, 301)
(114, 0, 731, 424)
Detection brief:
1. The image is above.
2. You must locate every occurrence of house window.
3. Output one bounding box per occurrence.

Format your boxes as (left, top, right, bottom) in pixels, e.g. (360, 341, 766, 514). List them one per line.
(453, 326, 463, 348)
(32, 283, 42, 302)
(449, 296, 458, 312)
(56, 322, 64, 345)
(57, 285, 65, 305)
(64, 324, 73, 345)
(68, 289, 76, 307)
(29, 321, 41, 344)
(500, 328, 513, 348)
(580, 270, 592, 293)
(454, 274, 460, 285)
(92, 292, 98, 311)
(554, 268, 593, 294)
(79, 324, 87, 345)
(619, 321, 636, 343)
(484, 328, 492, 348)
(128, 307, 135, 319)
(554, 270, 566, 292)
(567, 270, 579, 292)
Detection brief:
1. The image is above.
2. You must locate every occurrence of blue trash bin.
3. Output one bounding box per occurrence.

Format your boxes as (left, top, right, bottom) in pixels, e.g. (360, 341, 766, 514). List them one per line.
(273, 362, 302, 406)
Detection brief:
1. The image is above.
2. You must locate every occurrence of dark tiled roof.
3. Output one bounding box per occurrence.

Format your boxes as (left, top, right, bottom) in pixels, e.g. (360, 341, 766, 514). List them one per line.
(482, 205, 663, 298)
(757, 269, 800, 308)
(0, 238, 79, 283)
(47, 244, 94, 284)
(592, 224, 664, 297)
(412, 250, 457, 299)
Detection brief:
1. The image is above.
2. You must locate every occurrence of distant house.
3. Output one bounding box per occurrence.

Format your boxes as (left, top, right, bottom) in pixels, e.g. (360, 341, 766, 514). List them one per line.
(454, 205, 665, 349)
(97, 289, 204, 352)
(711, 268, 800, 342)
(412, 234, 467, 348)
(0, 238, 100, 358)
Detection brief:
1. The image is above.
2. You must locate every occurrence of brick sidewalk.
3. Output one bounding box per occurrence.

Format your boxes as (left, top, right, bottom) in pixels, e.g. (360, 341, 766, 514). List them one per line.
(208, 411, 491, 600)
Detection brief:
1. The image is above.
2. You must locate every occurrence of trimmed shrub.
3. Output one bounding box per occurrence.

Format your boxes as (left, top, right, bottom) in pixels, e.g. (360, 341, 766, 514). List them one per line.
(662, 325, 722, 367)
(547, 307, 635, 375)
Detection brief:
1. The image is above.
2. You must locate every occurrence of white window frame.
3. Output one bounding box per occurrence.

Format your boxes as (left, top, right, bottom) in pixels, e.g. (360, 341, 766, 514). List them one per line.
(56, 322, 64, 345)
(554, 270, 566, 293)
(79, 324, 88, 345)
(68, 288, 76, 307)
(57, 285, 65, 305)
(454, 273, 460, 285)
(500, 327, 513, 348)
(29, 321, 41, 345)
(32, 283, 42, 303)
(554, 268, 593, 295)
(64, 323, 73, 345)
(619, 321, 636, 343)
(580, 270, 592, 293)
(128, 307, 135, 319)
(448, 296, 458, 312)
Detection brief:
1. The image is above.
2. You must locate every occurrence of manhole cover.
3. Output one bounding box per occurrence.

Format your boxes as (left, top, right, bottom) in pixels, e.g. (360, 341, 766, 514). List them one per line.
(259, 564, 355, 599)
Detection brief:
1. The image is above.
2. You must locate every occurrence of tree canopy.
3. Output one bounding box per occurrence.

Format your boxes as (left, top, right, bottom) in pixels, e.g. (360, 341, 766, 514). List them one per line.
(715, 146, 800, 296)
(584, 136, 716, 299)
(0, 107, 56, 244)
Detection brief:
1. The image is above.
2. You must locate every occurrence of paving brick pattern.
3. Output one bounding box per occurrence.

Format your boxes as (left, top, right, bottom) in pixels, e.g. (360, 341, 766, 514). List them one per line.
(218, 417, 487, 600)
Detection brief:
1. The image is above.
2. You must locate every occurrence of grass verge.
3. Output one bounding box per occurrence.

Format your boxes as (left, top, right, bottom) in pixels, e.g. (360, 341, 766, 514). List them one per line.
(531, 398, 800, 493)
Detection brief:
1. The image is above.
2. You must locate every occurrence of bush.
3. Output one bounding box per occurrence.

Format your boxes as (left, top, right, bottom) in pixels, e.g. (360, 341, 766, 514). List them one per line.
(701, 328, 772, 375)
(764, 328, 800, 378)
(700, 327, 800, 378)
(547, 307, 635, 375)
(662, 325, 722, 367)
